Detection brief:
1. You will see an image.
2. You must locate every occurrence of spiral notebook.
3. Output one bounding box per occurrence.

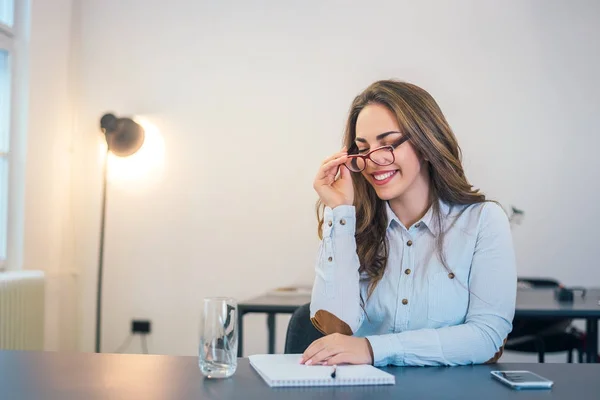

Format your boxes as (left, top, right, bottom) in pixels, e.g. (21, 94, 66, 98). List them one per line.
(249, 354, 395, 387)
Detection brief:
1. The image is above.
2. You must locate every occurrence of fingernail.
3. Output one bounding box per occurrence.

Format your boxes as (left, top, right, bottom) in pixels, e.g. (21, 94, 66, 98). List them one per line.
(306, 359, 313, 365)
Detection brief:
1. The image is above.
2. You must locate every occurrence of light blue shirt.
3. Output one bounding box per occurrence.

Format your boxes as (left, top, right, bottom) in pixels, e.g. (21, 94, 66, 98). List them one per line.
(310, 200, 517, 367)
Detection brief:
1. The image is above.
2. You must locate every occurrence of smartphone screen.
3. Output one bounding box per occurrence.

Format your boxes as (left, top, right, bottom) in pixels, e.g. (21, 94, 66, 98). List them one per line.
(498, 371, 551, 383)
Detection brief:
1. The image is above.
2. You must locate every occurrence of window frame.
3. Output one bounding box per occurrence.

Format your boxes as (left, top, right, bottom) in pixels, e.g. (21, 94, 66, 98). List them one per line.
(0, 1, 15, 270)
(0, 24, 12, 39)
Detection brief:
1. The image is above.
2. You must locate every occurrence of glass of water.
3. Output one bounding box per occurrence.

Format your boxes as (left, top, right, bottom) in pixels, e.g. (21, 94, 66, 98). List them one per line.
(198, 297, 238, 378)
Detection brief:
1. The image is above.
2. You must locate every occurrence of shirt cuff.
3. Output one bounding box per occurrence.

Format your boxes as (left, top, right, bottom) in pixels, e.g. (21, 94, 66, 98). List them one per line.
(322, 205, 356, 238)
(366, 334, 405, 367)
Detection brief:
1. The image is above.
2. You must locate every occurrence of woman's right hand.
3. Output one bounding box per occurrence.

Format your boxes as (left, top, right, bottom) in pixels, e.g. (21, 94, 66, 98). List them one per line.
(313, 147, 354, 209)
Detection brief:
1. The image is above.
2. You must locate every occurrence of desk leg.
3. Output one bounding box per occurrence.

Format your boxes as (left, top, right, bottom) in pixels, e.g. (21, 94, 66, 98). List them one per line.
(586, 318, 598, 363)
(267, 313, 276, 354)
(237, 310, 245, 357)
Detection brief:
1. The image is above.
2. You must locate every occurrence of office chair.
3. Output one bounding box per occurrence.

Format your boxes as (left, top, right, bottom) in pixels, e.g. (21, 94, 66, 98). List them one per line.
(505, 277, 586, 363)
(284, 303, 324, 354)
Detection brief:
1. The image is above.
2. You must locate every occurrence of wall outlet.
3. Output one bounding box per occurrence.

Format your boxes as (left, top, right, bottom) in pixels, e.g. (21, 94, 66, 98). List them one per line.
(131, 320, 151, 334)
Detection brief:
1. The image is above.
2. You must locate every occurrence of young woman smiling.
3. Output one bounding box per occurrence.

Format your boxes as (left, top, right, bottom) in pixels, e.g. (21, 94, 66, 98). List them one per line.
(302, 80, 516, 367)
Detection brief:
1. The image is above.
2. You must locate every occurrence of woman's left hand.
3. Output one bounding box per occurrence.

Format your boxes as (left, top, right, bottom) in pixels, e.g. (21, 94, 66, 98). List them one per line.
(300, 333, 373, 366)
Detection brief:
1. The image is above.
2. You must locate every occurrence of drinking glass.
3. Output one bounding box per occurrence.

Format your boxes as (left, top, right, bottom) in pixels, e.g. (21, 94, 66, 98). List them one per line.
(198, 297, 238, 378)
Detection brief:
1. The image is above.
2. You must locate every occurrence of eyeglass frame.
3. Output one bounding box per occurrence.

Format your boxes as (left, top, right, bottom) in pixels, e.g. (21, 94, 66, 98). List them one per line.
(344, 132, 411, 172)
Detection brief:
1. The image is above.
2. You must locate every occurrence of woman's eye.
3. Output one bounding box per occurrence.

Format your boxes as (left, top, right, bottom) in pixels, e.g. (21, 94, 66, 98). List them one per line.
(357, 148, 368, 154)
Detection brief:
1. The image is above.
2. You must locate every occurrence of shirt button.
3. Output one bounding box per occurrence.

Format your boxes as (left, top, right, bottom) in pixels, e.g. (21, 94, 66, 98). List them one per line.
(328, 221, 332, 227)
(405, 269, 411, 275)
(407, 240, 413, 246)
(328, 257, 333, 262)
(415, 223, 421, 228)
(402, 299, 408, 305)
(448, 272, 455, 279)
(340, 219, 346, 226)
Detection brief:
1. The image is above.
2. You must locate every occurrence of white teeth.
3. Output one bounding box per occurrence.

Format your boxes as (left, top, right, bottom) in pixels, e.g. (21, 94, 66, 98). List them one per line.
(373, 171, 396, 181)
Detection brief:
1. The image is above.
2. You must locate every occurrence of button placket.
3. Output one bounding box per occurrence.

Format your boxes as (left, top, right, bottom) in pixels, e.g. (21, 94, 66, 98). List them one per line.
(398, 231, 414, 331)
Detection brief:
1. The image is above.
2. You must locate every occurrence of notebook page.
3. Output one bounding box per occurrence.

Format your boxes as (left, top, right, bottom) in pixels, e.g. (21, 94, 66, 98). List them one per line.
(250, 354, 335, 381)
(249, 354, 395, 387)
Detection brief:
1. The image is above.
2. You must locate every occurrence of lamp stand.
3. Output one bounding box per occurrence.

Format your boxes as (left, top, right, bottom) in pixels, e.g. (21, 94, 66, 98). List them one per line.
(95, 148, 109, 353)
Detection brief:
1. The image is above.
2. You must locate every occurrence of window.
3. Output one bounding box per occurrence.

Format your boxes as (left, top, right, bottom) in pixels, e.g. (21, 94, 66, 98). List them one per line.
(0, 50, 8, 263)
(0, 0, 13, 28)
(0, 0, 13, 266)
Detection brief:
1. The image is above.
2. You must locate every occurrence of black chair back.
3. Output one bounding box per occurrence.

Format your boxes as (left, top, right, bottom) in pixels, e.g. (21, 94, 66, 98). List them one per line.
(518, 277, 560, 288)
(284, 303, 324, 354)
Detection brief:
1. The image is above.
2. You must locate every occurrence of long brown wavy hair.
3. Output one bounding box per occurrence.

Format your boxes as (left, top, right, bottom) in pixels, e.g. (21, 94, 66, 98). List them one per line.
(317, 80, 488, 300)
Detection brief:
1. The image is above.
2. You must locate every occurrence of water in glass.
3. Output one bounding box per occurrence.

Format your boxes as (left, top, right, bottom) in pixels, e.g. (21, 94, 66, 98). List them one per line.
(198, 297, 238, 378)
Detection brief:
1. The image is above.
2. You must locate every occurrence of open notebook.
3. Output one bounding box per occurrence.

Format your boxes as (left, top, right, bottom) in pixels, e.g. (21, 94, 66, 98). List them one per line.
(249, 354, 395, 387)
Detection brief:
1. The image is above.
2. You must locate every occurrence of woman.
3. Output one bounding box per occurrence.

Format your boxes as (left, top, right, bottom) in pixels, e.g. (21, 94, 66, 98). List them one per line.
(301, 80, 516, 367)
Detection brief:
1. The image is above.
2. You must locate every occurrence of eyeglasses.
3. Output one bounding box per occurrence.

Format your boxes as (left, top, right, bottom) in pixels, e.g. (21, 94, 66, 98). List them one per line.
(344, 133, 411, 172)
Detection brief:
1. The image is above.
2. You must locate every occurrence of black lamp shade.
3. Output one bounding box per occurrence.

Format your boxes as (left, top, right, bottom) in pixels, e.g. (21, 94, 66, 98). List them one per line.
(100, 113, 145, 157)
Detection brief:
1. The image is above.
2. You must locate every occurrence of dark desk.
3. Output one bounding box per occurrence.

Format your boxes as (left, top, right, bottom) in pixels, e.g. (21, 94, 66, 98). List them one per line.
(1, 351, 599, 399)
(238, 288, 600, 362)
(237, 293, 309, 356)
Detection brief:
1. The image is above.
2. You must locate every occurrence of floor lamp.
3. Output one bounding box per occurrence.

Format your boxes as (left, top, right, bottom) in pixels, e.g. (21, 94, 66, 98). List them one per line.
(95, 113, 145, 353)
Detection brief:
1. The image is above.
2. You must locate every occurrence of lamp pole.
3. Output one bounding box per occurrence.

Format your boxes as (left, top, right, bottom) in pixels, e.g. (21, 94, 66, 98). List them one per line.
(95, 147, 109, 353)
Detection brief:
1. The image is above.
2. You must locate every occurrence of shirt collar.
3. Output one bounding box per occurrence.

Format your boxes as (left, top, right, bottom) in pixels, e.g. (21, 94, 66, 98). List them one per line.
(385, 202, 402, 229)
(385, 199, 451, 237)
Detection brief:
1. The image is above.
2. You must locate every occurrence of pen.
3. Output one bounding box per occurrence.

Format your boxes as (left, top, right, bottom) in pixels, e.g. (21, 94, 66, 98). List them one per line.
(330, 365, 337, 379)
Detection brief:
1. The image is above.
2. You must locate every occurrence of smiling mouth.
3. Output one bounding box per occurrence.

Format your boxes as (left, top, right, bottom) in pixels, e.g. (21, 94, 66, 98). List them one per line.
(371, 170, 398, 185)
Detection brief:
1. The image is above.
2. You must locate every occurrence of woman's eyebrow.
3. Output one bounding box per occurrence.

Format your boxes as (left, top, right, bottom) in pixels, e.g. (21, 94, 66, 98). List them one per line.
(355, 131, 401, 143)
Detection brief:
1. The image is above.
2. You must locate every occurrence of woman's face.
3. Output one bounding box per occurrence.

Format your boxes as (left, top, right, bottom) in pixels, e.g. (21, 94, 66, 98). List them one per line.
(354, 104, 426, 201)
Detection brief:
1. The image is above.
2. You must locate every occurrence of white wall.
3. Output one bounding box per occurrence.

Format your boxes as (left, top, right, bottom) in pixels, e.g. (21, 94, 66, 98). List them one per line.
(67, 0, 600, 356)
(22, 0, 79, 351)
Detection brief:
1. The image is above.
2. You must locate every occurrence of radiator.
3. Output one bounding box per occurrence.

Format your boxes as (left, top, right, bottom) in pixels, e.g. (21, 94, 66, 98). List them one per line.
(0, 270, 45, 350)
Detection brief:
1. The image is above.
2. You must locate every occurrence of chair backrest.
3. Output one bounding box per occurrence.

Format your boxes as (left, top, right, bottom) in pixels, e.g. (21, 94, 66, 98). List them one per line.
(284, 303, 324, 354)
(511, 277, 571, 341)
(517, 277, 560, 288)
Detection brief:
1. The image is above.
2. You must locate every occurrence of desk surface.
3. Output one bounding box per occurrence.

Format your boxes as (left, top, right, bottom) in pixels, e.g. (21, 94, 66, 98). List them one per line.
(515, 288, 600, 317)
(1, 351, 599, 399)
(240, 288, 600, 317)
(239, 293, 311, 312)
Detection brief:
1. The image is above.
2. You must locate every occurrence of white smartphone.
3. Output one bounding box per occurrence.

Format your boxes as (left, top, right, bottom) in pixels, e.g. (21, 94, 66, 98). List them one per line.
(490, 370, 554, 390)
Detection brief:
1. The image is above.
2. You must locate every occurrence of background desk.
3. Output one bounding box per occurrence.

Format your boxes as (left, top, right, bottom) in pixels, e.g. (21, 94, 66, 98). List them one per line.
(238, 288, 600, 362)
(237, 293, 308, 356)
(1, 351, 599, 399)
